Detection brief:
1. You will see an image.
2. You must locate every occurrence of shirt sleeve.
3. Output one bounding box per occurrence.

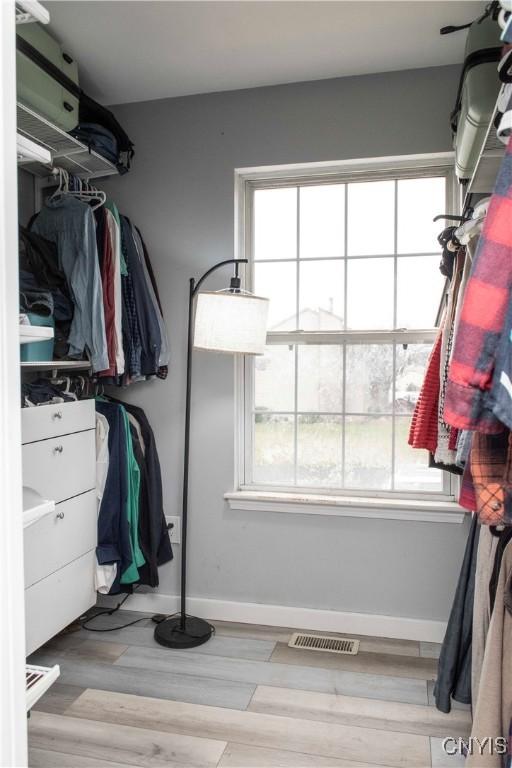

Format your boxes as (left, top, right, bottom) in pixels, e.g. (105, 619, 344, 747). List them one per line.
(444, 139, 512, 433)
(68, 209, 109, 371)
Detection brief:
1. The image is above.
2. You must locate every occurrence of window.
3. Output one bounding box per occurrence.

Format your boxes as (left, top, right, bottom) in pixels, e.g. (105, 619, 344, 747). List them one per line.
(237, 158, 455, 500)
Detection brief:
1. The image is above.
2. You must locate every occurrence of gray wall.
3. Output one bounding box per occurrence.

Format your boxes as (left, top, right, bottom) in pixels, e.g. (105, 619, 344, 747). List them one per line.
(103, 65, 470, 622)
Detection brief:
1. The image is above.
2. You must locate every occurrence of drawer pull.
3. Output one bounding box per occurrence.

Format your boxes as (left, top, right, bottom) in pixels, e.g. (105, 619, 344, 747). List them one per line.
(52, 411, 63, 420)
(56, 512, 65, 520)
(53, 445, 64, 454)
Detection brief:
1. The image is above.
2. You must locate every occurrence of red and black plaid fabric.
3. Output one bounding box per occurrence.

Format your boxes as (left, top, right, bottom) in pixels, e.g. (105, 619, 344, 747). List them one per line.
(444, 136, 512, 434)
(470, 430, 510, 524)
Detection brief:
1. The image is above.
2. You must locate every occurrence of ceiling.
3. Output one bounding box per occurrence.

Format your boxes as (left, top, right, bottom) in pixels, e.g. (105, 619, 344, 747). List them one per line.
(44, 1, 485, 106)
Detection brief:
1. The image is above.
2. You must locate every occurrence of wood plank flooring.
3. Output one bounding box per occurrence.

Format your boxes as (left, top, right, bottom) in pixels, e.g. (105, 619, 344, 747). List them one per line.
(28, 613, 470, 768)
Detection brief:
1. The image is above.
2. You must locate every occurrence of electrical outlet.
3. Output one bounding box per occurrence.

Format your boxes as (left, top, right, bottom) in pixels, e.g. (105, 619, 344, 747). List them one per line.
(165, 515, 181, 544)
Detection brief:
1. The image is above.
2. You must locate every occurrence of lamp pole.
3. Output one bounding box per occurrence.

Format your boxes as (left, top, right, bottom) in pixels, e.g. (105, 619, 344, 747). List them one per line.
(154, 258, 248, 649)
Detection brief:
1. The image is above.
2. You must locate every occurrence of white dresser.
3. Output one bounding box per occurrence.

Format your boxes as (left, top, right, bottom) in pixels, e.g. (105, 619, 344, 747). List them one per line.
(21, 399, 97, 655)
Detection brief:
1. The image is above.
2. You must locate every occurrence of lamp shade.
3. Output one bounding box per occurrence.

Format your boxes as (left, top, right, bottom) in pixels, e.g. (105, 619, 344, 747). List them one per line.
(193, 290, 269, 355)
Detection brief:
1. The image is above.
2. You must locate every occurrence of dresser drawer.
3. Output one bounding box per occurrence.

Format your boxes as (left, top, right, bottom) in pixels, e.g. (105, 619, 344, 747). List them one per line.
(22, 400, 95, 444)
(24, 490, 97, 589)
(23, 430, 95, 503)
(25, 550, 96, 655)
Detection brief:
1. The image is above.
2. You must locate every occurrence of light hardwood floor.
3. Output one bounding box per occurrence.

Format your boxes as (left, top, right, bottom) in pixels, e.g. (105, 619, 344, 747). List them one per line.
(27, 612, 469, 768)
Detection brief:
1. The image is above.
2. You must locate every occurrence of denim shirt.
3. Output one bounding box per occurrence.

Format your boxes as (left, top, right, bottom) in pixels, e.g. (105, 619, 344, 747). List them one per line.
(32, 196, 109, 371)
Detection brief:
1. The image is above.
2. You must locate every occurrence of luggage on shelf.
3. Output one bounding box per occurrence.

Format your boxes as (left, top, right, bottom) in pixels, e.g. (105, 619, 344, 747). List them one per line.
(78, 94, 135, 174)
(16, 22, 80, 132)
(69, 123, 119, 167)
(16, 23, 135, 174)
(450, 10, 502, 181)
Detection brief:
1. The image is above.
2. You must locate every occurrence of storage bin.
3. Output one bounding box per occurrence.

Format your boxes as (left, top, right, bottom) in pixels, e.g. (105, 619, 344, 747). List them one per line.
(20, 313, 54, 362)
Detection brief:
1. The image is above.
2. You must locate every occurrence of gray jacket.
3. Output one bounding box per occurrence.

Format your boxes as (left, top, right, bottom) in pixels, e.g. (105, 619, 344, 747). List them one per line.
(32, 196, 108, 371)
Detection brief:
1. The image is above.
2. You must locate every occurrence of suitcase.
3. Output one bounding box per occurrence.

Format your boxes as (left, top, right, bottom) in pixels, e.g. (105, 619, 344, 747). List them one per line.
(70, 123, 119, 166)
(79, 94, 135, 174)
(16, 22, 79, 132)
(451, 12, 502, 180)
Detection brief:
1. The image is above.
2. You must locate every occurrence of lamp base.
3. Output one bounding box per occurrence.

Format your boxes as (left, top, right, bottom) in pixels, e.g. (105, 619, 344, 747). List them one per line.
(153, 615, 213, 649)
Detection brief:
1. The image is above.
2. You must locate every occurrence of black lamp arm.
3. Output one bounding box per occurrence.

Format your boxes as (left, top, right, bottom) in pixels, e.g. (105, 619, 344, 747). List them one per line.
(192, 258, 248, 297)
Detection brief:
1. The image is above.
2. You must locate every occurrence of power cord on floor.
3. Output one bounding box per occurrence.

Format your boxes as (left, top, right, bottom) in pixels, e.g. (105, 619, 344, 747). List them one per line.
(79, 587, 148, 632)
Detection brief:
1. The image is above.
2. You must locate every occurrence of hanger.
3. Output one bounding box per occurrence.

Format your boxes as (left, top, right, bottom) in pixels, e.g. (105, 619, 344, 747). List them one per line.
(54, 170, 106, 211)
(50, 167, 69, 200)
(433, 214, 467, 223)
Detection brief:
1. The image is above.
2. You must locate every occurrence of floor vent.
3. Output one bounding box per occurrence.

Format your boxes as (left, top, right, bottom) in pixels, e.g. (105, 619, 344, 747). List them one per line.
(288, 632, 360, 655)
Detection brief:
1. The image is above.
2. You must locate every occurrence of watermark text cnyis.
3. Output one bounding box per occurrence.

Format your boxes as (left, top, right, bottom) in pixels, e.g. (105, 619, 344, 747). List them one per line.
(443, 737, 508, 757)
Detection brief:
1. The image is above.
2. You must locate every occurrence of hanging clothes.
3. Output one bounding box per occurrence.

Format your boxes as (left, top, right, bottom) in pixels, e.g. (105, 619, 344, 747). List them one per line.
(488, 292, 512, 430)
(467, 538, 512, 768)
(94, 398, 171, 592)
(96, 208, 117, 377)
(434, 514, 479, 713)
(120, 216, 161, 377)
(95, 412, 117, 595)
(31, 195, 109, 372)
(121, 235, 143, 380)
(136, 226, 169, 379)
(109, 398, 173, 587)
(131, 223, 170, 370)
(94, 400, 133, 594)
(119, 406, 145, 585)
(469, 430, 511, 525)
(472, 524, 499, 705)
(105, 207, 125, 376)
(408, 328, 443, 453)
(435, 249, 465, 465)
(444, 135, 512, 435)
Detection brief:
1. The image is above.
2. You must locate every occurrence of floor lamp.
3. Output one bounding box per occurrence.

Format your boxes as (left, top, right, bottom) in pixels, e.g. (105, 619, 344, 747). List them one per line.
(154, 258, 269, 649)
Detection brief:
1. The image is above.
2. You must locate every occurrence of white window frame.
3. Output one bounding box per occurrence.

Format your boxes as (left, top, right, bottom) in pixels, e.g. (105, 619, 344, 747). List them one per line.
(227, 152, 465, 524)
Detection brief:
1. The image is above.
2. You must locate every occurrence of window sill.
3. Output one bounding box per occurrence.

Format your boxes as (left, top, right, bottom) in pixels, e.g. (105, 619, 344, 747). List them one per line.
(224, 491, 466, 524)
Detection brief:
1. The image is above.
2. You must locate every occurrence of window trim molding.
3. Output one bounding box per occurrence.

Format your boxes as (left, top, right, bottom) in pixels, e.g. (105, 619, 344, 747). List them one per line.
(225, 491, 465, 524)
(233, 152, 457, 508)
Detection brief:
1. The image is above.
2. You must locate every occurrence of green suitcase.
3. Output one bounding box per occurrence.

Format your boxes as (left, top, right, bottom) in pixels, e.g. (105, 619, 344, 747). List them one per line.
(451, 13, 502, 181)
(16, 22, 79, 132)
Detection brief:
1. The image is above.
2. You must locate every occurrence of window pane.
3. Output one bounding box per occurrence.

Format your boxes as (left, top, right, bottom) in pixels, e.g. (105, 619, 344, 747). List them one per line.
(299, 260, 344, 330)
(255, 345, 295, 412)
(396, 255, 441, 329)
(254, 187, 297, 261)
(395, 343, 432, 414)
(298, 345, 343, 412)
(345, 344, 393, 413)
(397, 177, 445, 254)
(345, 415, 392, 490)
(394, 418, 443, 491)
(347, 180, 395, 256)
(297, 415, 342, 487)
(346, 257, 394, 329)
(253, 413, 294, 484)
(255, 261, 296, 331)
(299, 184, 345, 258)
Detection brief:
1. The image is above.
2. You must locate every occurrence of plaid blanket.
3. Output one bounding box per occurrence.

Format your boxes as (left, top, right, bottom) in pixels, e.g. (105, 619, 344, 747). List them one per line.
(444, 136, 512, 434)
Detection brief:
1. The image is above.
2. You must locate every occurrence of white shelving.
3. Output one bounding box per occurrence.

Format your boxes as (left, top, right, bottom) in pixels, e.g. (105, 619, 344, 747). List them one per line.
(17, 132, 51, 166)
(20, 360, 92, 371)
(17, 102, 118, 179)
(15, 0, 49, 26)
(19, 325, 54, 345)
(26, 664, 60, 711)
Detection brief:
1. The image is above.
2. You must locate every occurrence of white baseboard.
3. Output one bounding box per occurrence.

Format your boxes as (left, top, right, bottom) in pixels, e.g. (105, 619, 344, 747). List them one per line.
(125, 592, 447, 643)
